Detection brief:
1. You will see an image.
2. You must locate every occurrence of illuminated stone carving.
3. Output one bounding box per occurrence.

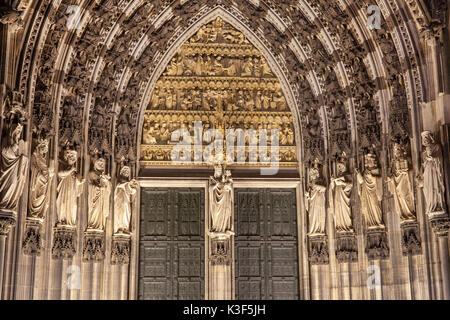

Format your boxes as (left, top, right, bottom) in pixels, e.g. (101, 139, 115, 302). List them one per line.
(140, 17, 296, 168)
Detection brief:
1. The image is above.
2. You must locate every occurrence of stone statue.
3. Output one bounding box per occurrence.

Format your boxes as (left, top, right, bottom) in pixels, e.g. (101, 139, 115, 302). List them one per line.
(387, 143, 416, 222)
(0, 122, 29, 213)
(329, 156, 353, 232)
(87, 158, 111, 231)
(28, 138, 54, 219)
(114, 166, 138, 234)
(356, 149, 384, 228)
(306, 162, 327, 235)
(417, 131, 446, 217)
(209, 165, 233, 234)
(56, 149, 84, 227)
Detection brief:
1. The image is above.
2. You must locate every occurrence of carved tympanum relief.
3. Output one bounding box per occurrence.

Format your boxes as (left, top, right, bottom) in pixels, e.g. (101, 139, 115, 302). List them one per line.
(140, 17, 297, 168)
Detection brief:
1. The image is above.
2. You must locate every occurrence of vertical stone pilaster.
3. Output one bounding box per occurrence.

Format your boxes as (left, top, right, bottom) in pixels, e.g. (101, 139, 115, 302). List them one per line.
(429, 215, 450, 300)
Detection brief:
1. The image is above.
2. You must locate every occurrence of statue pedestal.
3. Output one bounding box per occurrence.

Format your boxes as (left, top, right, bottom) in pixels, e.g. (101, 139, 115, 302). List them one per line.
(22, 218, 43, 256)
(52, 225, 77, 260)
(400, 221, 422, 256)
(365, 227, 389, 260)
(208, 231, 233, 300)
(335, 231, 358, 263)
(308, 234, 329, 265)
(82, 229, 105, 262)
(111, 233, 131, 265)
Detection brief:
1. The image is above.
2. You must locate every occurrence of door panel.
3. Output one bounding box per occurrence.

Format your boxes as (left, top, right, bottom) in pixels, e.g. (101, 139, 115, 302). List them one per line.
(235, 188, 299, 300)
(139, 188, 205, 300)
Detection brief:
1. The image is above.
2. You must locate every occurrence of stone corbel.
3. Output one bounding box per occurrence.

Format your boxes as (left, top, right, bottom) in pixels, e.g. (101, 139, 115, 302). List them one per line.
(308, 234, 329, 265)
(82, 230, 106, 262)
(429, 215, 450, 237)
(365, 227, 390, 260)
(335, 231, 358, 263)
(111, 234, 131, 265)
(52, 226, 77, 259)
(400, 221, 422, 256)
(22, 218, 43, 256)
(209, 232, 233, 266)
(0, 210, 16, 236)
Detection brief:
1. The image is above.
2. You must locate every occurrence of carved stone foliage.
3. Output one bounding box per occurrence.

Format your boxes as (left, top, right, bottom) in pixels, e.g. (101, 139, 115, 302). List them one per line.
(429, 217, 450, 237)
(401, 222, 422, 256)
(209, 235, 231, 266)
(335, 232, 358, 263)
(82, 231, 105, 262)
(0, 213, 16, 236)
(52, 226, 76, 260)
(365, 228, 390, 260)
(22, 220, 42, 256)
(111, 235, 131, 265)
(309, 235, 329, 265)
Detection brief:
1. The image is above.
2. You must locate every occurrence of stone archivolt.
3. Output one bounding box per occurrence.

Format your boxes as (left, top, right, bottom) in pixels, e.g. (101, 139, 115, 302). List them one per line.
(0, 0, 447, 300)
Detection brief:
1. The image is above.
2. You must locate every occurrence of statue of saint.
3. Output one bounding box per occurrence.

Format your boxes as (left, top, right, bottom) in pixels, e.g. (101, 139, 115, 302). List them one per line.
(387, 143, 416, 222)
(87, 158, 111, 231)
(0, 122, 29, 213)
(114, 166, 138, 234)
(209, 165, 233, 234)
(28, 138, 54, 219)
(56, 149, 84, 227)
(329, 156, 353, 232)
(356, 149, 384, 228)
(306, 163, 327, 235)
(417, 131, 446, 216)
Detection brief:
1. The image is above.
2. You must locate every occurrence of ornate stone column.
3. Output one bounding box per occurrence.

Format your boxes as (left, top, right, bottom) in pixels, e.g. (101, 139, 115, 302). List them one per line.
(0, 211, 16, 297)
(207, 162, 234, 300)
(430, 216, 450, 299)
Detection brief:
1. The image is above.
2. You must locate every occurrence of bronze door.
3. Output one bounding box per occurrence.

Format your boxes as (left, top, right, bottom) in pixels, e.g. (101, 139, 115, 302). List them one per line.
(138, 188, 205, 300)
(234, 188, 299, 300)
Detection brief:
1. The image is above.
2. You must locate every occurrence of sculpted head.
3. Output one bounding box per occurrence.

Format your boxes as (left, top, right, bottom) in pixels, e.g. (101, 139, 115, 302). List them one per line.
(364, 150, 378, 170)
(120, 166, 131, 179)
(94, 158, 106, 173)
(64, 149, 78, 166)
(36, 138, 49, 156)
(421, 131, 435, 147)
(214, 164, 223, 178)
(393, 143, 406, 159)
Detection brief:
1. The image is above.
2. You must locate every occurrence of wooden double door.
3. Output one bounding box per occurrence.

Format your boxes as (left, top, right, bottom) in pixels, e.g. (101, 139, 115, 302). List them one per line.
(138, 187, 299, 300)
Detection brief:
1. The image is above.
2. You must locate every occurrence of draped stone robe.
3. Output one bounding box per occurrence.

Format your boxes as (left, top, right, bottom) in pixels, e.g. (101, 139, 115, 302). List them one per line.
(114, 180, 137, 234)
(209, 177, 233, 233)
(357, 170, 383, 228)
(388, 159, 416, 221)
(329, 176, 353, 232)
(421, 144, 446, 216)
(56, 168, 83, 226)
(87, 171, 111, 231)
(0, 139, 28, 212)
(28, 151, 51, 219)
(307, 182, 327, 235)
